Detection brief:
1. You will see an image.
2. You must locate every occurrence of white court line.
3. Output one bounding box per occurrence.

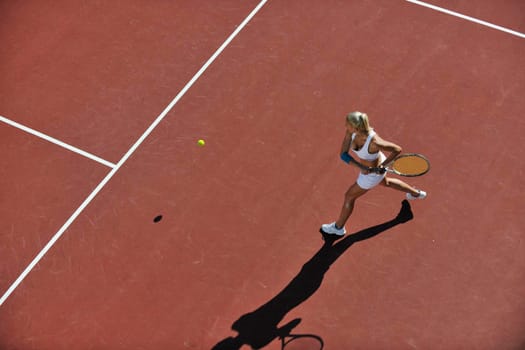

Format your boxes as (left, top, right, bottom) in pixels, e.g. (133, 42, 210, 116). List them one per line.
(406, 0, 525, 39)
(1, 115, 116, 168)
(0, 0, 268, 307)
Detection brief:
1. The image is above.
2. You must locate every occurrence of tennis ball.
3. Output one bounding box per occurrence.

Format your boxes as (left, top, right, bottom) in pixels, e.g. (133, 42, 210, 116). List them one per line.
(197, 139, 205, 146)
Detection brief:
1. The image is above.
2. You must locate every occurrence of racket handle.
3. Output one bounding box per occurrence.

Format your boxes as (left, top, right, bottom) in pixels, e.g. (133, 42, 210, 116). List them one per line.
(372, 166, 387, 174)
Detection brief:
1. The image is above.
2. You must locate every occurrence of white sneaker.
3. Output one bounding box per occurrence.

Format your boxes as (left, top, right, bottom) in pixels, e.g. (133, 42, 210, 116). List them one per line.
(407, 190, 427, 200)
(321, 222, 346, 236)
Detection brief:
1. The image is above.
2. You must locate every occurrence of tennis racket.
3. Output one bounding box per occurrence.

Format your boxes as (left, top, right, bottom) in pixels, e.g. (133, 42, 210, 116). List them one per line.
(375, 153, 430, 177)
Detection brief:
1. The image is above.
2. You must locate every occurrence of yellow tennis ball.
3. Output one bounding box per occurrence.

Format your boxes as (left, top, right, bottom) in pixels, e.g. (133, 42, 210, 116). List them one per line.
(197, 139, 205, 146)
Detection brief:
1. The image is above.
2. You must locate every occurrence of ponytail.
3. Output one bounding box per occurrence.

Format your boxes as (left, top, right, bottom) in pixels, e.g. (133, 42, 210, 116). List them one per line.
(346, 111, 371, 133)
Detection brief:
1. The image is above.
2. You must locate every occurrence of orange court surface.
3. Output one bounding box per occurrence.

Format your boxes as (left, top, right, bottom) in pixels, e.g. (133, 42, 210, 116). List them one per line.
(1, 1, 524, 349)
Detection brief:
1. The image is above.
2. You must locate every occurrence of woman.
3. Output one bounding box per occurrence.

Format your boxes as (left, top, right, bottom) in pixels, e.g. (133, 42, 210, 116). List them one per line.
(321, 111, 426, 236)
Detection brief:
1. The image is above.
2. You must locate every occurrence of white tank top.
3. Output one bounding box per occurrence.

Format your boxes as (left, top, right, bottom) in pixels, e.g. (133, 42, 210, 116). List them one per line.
(351, 130, 383, 161)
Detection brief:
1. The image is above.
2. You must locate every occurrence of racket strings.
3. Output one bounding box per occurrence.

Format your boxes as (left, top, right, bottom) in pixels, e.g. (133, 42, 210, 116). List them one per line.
(392, 156, 429, 175)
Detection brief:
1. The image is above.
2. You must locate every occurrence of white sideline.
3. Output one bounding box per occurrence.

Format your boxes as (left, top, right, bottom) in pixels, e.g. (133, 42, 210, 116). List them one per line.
(0, 0, 268, 307)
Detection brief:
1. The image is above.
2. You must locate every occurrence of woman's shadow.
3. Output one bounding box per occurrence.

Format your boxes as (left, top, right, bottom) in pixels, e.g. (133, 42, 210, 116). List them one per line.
(212, 200, 414, 350)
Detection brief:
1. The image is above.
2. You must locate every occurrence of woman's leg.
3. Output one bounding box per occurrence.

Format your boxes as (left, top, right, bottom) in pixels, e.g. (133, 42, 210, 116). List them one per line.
(335, 182, 368, 228)
(381, 177, 421, 196)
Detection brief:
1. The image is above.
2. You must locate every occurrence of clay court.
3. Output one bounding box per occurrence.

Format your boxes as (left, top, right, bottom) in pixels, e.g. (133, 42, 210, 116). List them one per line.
(1, 1, 524, 349)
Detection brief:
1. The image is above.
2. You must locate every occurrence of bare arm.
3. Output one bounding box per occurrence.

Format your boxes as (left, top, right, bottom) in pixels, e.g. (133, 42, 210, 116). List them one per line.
(372, 134, 402, 166)
(340, 132, 369, 171)
(340, 131, 352, 155)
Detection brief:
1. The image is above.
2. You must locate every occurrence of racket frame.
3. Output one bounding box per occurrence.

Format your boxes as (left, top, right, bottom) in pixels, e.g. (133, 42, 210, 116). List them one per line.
(383, 153, 430, 177)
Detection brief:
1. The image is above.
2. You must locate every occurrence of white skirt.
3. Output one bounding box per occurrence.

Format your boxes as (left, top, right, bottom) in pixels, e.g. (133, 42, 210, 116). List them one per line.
(356, 152, 386, 190)
(357, 171, 386, 190)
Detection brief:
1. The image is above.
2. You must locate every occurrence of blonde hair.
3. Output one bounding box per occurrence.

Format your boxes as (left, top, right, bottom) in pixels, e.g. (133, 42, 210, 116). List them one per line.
(346, 111, 371, 133)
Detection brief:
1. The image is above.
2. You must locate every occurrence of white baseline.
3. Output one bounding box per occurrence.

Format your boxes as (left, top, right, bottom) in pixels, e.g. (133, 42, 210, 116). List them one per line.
(406, 0, 525, 39)
(0, 0, 268, 307)
(1, 115, 116, 168)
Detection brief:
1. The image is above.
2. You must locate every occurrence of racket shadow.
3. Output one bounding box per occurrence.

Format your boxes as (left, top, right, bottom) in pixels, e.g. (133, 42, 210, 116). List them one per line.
(211, 200, 413, 350)
(280, 331, 324, 349)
